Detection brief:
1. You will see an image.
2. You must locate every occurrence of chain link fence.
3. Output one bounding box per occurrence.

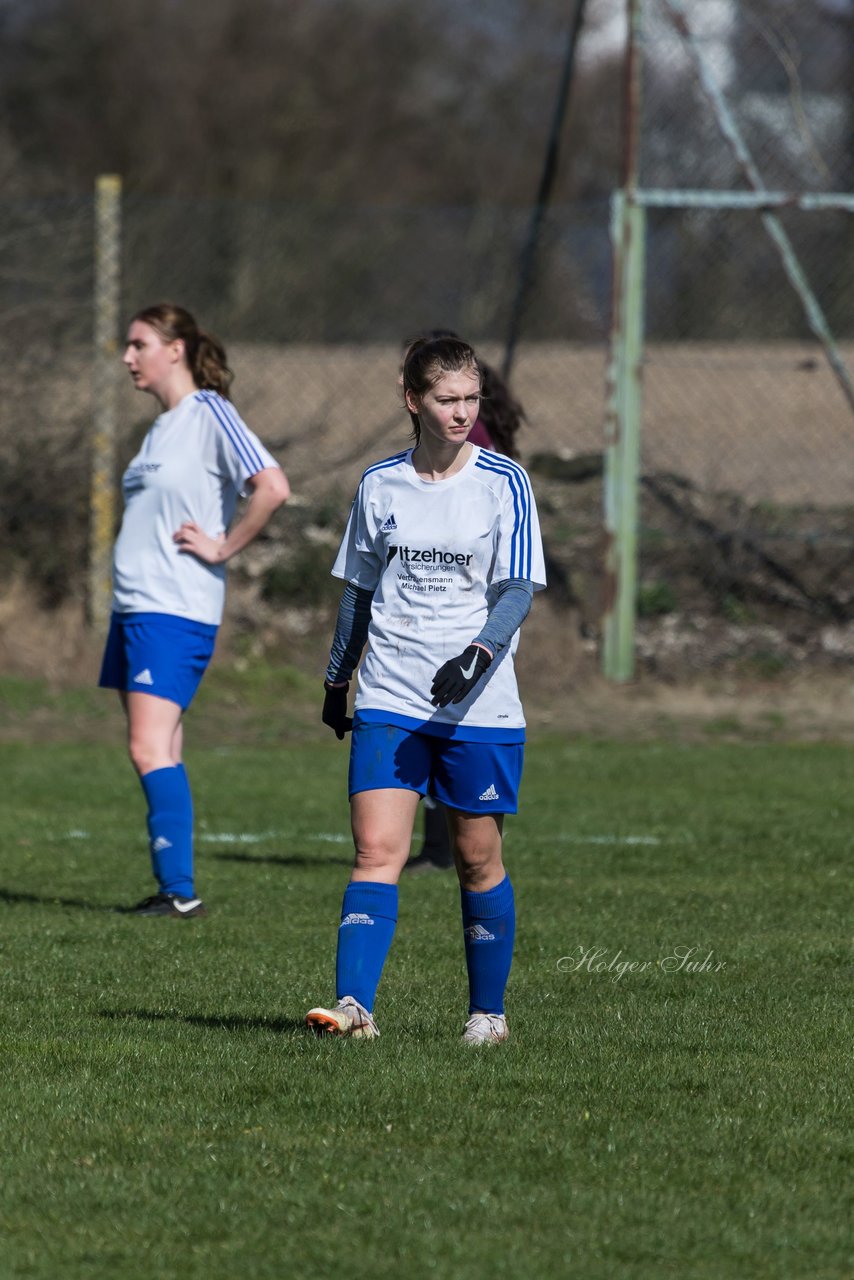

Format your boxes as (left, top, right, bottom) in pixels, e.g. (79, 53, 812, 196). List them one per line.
(1, 0, 852, 681)
(0, 191, 611, 617)
(637, 0, 854, 504)
(616, 0, 854, 676)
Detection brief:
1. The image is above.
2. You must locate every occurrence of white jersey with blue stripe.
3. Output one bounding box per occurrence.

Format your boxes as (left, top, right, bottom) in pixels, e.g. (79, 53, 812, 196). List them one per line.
(332, 445, 546, 735)
(112, 390, 279, 625)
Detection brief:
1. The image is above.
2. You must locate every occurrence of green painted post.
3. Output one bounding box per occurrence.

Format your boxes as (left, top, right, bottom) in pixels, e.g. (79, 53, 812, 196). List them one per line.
(603, 191, 646, 682)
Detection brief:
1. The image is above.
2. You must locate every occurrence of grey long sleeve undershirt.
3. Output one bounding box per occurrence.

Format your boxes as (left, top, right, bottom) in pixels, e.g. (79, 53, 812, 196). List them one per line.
(325, 577, 534, 684)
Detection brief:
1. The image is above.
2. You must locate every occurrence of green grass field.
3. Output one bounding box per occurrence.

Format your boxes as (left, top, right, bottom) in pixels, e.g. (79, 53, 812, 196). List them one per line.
(0, 722, 851, 1278)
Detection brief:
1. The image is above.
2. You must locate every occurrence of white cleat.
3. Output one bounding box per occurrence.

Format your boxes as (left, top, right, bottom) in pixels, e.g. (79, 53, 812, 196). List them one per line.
(462, 1012, 509, 1045)
(306, 996, 380, 1039)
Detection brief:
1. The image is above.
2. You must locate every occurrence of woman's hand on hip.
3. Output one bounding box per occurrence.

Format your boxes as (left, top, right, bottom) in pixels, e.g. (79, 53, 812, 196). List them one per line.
(173, 522, 227, 564)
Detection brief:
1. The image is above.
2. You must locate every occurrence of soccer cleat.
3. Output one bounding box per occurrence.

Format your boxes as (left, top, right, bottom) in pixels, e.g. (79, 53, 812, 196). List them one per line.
(462, 1012, 509, 1044)
(131, 892, 207, 919)
(305, 996, 379, 1039)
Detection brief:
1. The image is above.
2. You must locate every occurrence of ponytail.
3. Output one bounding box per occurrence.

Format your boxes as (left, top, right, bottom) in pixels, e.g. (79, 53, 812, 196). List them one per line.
(194, 330, 233, 398)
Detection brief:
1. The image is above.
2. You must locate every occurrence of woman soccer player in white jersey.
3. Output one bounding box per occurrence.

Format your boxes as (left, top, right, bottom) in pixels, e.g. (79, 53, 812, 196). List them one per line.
(400, 329, 528, 875)
(306, 335, 546, 1043)
(98, 304, 290, 917)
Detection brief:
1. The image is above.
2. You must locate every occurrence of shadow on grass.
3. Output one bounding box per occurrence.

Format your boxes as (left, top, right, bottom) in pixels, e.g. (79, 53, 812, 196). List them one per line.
(211, 851, 352, 868)
(0, 886, 118, 913)
(98, 1008, 307, 1035)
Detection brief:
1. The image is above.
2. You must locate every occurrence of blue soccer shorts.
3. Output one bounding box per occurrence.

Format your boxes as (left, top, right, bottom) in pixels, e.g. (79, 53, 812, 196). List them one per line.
(348, 721, 524, 815)
(98, 612, 218, 710)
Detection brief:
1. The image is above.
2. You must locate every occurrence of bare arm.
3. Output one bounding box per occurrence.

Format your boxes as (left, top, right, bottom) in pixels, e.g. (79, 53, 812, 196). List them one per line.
(173, 466, 290, 565)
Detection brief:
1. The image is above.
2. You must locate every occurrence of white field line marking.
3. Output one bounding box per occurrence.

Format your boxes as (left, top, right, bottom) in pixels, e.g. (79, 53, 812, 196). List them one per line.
(195, 834, 350, 844)
(558, 834, 697, 845)
(585, 835, 660, 845)
(550, 834, 665, 846)
(197, 831, 352, 844)
(61, 829, 667, 848)
(59, 829, 352, 845)
(197, 831, 281, 844)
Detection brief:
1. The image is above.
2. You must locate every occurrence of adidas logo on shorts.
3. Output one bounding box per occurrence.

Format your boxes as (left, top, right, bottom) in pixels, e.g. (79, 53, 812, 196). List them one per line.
(479, 783, 499, 801)
(380, 513, 398, 532)
(133, 668, 154, 686)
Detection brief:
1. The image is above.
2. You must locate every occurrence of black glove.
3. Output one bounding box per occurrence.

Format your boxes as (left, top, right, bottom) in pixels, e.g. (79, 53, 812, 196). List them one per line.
(322, 682, 353, 739)
(430, 645, 492, 708)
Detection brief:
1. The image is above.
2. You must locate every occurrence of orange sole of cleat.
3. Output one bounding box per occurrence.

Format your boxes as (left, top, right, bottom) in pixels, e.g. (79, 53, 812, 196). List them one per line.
(306, 1011, 347, 1035)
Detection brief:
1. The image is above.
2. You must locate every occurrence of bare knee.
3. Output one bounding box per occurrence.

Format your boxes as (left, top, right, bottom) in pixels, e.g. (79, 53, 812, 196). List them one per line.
(452, 817, 505, 892)
(127, 735, 173, 776)
(127, 738, 149, 775)
(124, 694, 182, 777)
(352, 834, 407, 881)
(349, 788, 419, 883)
(455, 846, 505, 892)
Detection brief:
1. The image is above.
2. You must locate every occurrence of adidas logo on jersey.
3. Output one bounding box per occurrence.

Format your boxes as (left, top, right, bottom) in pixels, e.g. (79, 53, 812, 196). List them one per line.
(465, 923, 496, 942)
(340, 912, 375, 927)
(380, 513, 398, 532)
(133, 668, 154, 686)
(479, 784, 500, 801)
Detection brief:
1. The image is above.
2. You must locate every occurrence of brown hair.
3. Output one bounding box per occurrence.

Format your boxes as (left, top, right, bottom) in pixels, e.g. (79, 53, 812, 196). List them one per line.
(401, 330, 523, 456)
(131, 303, 234, 399)
(477, 360, 525, 459)
(401, 334, 481, 445)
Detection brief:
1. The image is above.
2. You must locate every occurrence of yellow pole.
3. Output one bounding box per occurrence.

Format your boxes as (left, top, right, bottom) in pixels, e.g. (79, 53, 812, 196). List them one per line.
(88, 174, 122, 628)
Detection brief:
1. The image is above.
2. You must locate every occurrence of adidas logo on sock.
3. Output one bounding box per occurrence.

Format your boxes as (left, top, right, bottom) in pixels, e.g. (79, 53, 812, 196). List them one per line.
(133, 668, 154, 686)
(479, 784, 499, 801)
(152, 836, 173, 852)
(465, 923, 496, 942)
(340, 912, 375, 927)
(380, 513, 398, 532)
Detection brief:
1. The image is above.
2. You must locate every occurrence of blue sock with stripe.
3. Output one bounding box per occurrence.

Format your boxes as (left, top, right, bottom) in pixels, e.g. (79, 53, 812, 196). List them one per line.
(461, 874, 515, 1015)
(335, 881, 398, 1013)
(140, 764, 195, 898)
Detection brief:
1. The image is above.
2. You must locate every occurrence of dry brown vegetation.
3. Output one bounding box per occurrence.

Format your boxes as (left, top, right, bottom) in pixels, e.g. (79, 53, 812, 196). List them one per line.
(3, 340, 854, 746)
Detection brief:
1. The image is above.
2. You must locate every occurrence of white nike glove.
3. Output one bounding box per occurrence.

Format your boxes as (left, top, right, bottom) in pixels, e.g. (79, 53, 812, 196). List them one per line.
(430, 645, 492, 708)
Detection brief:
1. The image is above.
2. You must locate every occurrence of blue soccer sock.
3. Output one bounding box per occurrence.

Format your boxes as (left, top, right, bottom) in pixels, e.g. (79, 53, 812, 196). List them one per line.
(140, 764, 195, 898)
(461, 874, 516, 1015)
(335, 881, 398, 1013)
